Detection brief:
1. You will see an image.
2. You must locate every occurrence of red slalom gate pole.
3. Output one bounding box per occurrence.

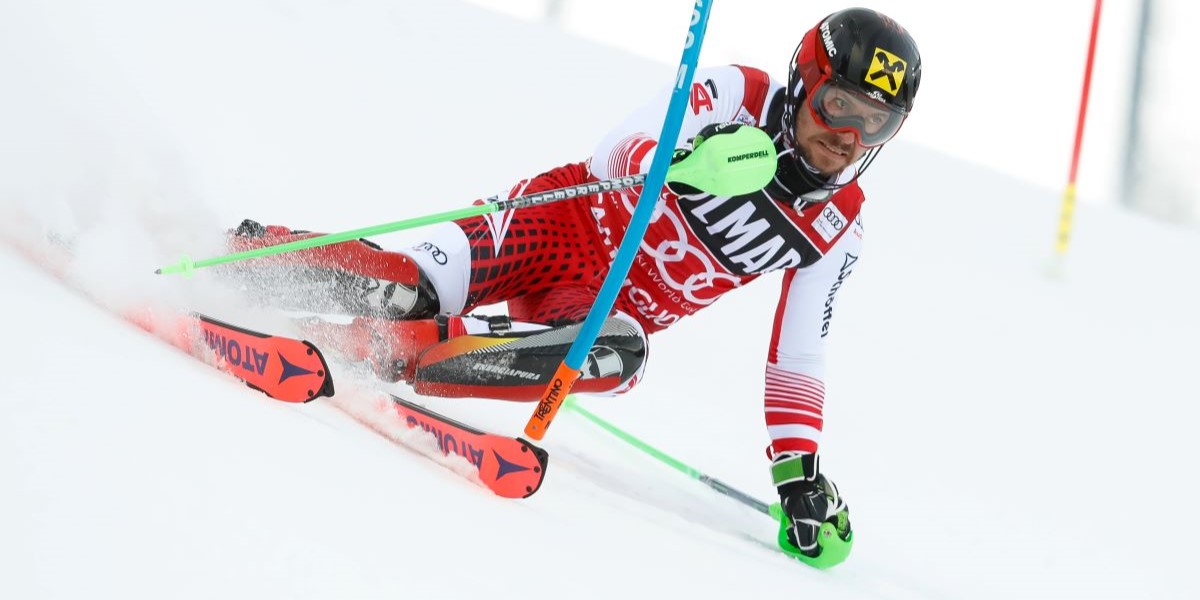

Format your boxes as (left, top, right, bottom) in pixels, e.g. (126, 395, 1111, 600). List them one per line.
(1054, 0, 1103, 256)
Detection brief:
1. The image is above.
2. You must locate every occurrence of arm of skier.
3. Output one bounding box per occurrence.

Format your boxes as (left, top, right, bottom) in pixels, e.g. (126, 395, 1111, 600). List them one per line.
(764, 229, 862, 456)
(589, 65, 773, 180)
(766, 222, 862, 556)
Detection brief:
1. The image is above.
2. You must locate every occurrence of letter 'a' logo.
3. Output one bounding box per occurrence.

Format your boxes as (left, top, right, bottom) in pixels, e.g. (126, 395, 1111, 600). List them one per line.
(865, 47, 907, 96)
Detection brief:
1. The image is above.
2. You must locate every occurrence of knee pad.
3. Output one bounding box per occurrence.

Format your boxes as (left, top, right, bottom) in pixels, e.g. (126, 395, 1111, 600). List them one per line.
(577, 315, 647, 396)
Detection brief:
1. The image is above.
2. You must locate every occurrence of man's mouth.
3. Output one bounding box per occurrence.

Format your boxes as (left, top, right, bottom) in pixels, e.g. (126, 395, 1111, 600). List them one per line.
(817, 139, 850, 157)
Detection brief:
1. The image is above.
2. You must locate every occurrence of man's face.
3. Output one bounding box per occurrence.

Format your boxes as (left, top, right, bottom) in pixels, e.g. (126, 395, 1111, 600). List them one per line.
(793, 82, 898, 177)
(793, 105, 864, 177)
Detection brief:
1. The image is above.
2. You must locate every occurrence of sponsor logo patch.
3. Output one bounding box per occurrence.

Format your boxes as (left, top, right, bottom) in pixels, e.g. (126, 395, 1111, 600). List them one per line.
(680, 196, 807, 275)
(812, 203, 847, 243)
(533, 378, 564, 421)
(493, 449, 530, 479)
(865, 47, 907, 96)
(820, 253, 858, 338)
(690, 81, 714, 114)
(733, 106, 757, 126)
(470, 362, 540, 381)
(405, 415, 485, 467)
(727, 149, 771, 164)
(203, 330, 269, 377)
(820, 20, 837, 56)
(412, 241, 447, 265)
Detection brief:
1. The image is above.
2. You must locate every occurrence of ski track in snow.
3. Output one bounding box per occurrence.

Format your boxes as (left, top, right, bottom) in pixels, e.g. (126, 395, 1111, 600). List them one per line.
(3, 1, 1199, 599)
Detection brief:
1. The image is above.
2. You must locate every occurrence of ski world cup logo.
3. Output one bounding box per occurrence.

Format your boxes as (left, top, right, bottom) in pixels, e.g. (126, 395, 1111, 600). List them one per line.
(865, 47, 907, 96)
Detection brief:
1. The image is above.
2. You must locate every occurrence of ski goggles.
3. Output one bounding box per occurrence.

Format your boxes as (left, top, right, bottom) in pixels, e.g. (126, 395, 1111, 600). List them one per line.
(806, 78, 907, 148)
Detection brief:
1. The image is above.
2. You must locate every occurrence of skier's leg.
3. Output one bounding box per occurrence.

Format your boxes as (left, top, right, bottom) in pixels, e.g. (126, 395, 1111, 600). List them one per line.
(435, 162, 607, 312)
(224, 162, 601, 319)
(411, 311, 648, 401)
(223, 220, 444, 319)
(261, 161, 601, 322)
(297, 310, 647, 401)
(390, 162, 644, 400)
(231, 161, 644, 400)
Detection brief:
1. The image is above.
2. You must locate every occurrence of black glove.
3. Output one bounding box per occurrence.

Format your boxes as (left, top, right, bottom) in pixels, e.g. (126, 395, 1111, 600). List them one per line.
(773, 452, 852, 557)
(666, 122, 750, 196)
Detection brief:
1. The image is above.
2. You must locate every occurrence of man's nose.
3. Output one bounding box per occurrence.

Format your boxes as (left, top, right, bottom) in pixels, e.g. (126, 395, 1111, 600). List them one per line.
(834, 130, 857, 147)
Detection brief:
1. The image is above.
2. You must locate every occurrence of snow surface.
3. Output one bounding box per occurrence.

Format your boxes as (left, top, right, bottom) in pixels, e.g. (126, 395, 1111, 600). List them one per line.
(2, 1, 1199, 599)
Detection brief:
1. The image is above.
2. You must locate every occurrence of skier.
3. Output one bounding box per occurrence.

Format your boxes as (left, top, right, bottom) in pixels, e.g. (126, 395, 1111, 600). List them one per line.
(226, 7, 921, 561)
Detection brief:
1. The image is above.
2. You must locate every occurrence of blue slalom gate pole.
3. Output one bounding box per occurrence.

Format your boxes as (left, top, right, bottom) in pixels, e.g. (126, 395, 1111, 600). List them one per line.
(525, 0, 713, 440)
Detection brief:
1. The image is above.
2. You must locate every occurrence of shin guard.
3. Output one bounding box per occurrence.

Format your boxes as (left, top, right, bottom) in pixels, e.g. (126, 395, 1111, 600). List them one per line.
(224, 220, 440, 319)
(413, 317, 647, 401)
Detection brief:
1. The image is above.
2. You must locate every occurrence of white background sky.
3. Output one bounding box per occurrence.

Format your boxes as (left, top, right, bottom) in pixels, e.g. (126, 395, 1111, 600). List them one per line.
(466, 0, 1196, 214)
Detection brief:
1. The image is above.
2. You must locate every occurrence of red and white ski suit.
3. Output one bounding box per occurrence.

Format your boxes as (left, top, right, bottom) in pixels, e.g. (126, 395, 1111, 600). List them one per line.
(402, 65, 866, 457)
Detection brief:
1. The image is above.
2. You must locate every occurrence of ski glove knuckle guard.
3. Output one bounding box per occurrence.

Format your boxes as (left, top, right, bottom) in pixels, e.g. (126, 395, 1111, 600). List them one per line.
(773, 453, 853, 557)
(666, 122, 746, 196)
(693, 122, 744, 148)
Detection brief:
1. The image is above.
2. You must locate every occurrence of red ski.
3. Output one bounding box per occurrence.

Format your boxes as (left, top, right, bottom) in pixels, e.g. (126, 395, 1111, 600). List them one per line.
(389, 394, 547, 499)
(1, 220, 334, 403)
(126, 310, 335, 403)
(4, 219, 541, 496)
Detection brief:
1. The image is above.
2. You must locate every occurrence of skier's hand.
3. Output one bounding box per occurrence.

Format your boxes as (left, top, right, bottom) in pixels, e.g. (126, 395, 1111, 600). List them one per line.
(667, 122, 751, 196)
(692, 121, 747, 148)
(773, 453, 853, 557)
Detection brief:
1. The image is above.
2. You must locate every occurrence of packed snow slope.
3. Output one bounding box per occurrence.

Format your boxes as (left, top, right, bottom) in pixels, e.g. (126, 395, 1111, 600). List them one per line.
(2, 1, 1198, 599)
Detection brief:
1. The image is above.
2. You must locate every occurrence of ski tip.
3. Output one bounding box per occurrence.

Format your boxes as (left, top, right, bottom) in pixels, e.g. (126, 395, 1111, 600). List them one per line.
(494, 437, 548, 499)
(305, 340, 336, 401)
(518, 438, 550, 499)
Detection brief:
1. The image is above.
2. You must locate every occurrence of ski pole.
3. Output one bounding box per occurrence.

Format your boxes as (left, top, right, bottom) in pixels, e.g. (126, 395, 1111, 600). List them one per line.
(524, 0, 715, 440)
(562, 396, 772, 515)
(154, 125, 772, 277)
(561, 395, 853, 569)
(155, 175, 645, 277)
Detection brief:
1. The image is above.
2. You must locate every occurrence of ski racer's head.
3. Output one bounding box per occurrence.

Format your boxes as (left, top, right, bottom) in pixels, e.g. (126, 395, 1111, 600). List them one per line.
(781, 8, 922, 189)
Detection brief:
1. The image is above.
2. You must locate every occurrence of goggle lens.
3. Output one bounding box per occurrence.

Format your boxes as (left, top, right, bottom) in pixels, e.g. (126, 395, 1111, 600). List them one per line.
(807, 80, 906, 147)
